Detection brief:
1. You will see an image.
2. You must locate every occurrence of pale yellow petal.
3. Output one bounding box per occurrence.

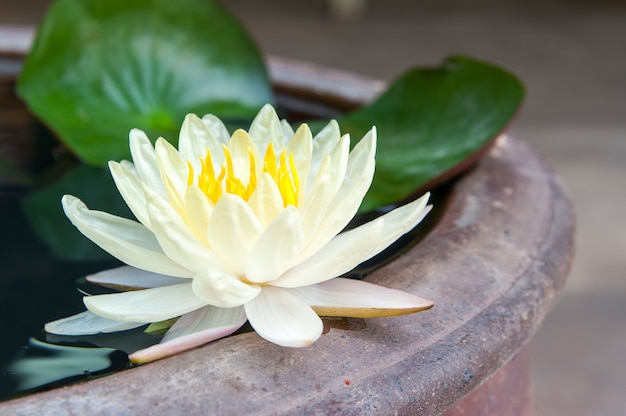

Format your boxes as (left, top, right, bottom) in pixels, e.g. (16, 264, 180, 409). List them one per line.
(244, 286, 322, 347)
(192, 270, 261, 308)
(207, 194, 264, 275)
(291, 278, 434, 318)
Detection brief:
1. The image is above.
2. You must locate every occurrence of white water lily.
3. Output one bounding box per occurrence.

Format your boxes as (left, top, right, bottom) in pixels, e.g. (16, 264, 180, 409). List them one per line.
(45, 104, 433, 363)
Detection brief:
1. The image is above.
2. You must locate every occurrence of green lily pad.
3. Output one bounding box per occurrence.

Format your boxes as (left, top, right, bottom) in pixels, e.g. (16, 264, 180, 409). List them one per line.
(17, 0, 272, 166)
(332, 56, 525, 212)
(22, 164, 131, 261)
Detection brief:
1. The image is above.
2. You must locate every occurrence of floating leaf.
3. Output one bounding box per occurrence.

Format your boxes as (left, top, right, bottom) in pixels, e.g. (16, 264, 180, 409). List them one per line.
(17, 0, 272, 166)
(330, 56, 525, 212)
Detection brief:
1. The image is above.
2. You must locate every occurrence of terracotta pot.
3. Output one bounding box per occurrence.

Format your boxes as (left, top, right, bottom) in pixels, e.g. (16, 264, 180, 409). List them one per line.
(0, 27, 574, 416)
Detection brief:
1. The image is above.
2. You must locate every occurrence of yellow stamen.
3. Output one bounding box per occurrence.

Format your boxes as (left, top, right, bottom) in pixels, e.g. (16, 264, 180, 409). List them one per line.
(191, 143, 300, 207)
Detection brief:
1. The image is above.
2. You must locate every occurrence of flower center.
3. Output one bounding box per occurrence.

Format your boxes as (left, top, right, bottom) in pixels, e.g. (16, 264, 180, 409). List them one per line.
(188, 142, 300, 207)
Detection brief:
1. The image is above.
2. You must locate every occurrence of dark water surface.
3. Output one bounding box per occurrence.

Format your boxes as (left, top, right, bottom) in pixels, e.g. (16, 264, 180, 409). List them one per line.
(0, 189, 144, 400)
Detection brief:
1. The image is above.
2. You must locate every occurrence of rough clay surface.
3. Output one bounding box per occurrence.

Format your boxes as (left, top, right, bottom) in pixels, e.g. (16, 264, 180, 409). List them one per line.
(0, 133, 574, 415)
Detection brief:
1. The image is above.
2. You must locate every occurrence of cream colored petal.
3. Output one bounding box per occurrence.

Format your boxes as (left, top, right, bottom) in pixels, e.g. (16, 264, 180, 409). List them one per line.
(307, 131, 349, 194)
(285, 124, 312, 203)
(128, 129, 165, 197)
(247, 173, 284, 228)
(249, 104, 284, 153)
(155, 138, 188, 214)
(290, 278, 434, 318)
(298, 134, 349, 236)
(184, 186, 213, 246)
(144, 185, 232, 275)
(192, 270, 261, 308)
(179, 113, 226, 170)
(129, 306, 246, 363)
(228, 129, 258, 185)
(62, 195, 193, 278)
(310, 119, 341, 172)
(45, 310, 146, 335)
(275, 193, 431, 288)
(297, 128, 377, 262)
(201, 114, 231, 144)
(109, 161, 151, 228)
(245, 206, 304, 284)
(87, 266, 186, 290)
(280, 119, 295, 141)
(244, 286, 323, 347)
(84, 283, 205, 322)
(207, 194, 264, 275)
(275, 217, 384, 288)
(297, 158, 375, 263)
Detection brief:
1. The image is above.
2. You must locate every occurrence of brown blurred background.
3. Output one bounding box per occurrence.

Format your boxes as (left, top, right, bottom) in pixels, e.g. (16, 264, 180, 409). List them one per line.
(2, 0, 626, 414)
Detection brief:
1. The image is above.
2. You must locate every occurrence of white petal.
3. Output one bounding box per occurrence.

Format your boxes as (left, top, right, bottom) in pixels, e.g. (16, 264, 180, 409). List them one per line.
(276, 216, 384, 288)
(309, 119, 341, 179)
(207, 194, 264, 275)
(249, 104, 284, 153)
(245, 206, 304, 284)
(291, 278, 434, 318)
(297, 128, 377, 262)
(183, 186, 213, 246)
(201, 113, 231, 145)
(144, 185, 232, 275)
(275, 193, 431, 288)
(129, 306, 246, 363)
(227, 129, 258, 185)
(285, 124, 313, 201)
(45, 310, 146, 335)
(129, 129, 165, 197)
(179, 113, 225, 169)
(192, 270, 261, 308)
(109, 161, 151, 228)
(154, 138, 188, 214)
(247, 173, 284, 227)
(87, 266, 186, 290)
(84, 283, 205, 322)
(62, 195, 193, 278)
(280, 119, 295, 140)
(245, 286, 323, 347)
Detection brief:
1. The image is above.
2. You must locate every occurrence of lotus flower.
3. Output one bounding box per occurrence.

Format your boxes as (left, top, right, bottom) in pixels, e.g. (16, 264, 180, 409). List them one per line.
(45, 104, 433, 363)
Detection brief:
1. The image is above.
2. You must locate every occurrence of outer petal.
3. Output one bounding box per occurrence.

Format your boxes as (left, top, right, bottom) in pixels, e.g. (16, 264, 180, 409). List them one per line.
(244, 286, 323, 347)
(128, 129, 165, 197)
(290, 278, 434, 318)
(207, 194, 264, 275)
(84, 283, 205, 322)
(201, 113, 231, 145)
(179, 113, 226, 169)
(109, 161, 151, 228)
(128, 306, 246, 363)
(297, 128, 377, 262)
(245, 206, 304, 284)
(45, 311, 146, 335)
(155, 138, 188, 214)
(62, 195, 193, 278)
(87, 266, 186, 290)
(275, 193, 431, 288)
(192, 270, 261, 308)
(248, 104, 285, 153)
(280, 119, 295, 141)
(144, 185, 232, 275)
